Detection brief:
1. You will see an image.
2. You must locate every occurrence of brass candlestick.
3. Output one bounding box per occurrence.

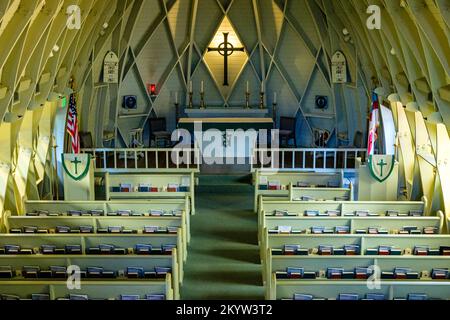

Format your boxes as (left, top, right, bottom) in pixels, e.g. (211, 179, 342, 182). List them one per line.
(245, 92, 250, 109)
(200, 92, 206, 109)
(259, 91, 265, 109)
(272, 102, 278, 126)
(175, 102, 180, 123)
(188, 92, 193, 108)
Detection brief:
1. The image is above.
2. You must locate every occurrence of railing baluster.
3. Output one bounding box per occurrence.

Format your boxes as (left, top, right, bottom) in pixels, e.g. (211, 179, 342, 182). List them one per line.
(323, 151, 326, 169)
(124, 151, 128, 169)
(344, 151, 348, 169)
(166, 151, 169, 170)
(334, 151, 337, 169)
(291, 151, 295, 170)
(313, 151, 316, 169)
(135, 151, 138, 169)
(302, 151, 305, 169)
(114, 151, 117, 169)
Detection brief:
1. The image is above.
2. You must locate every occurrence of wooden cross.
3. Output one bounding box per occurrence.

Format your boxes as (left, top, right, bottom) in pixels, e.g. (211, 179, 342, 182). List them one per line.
(207, 32, 245, 86)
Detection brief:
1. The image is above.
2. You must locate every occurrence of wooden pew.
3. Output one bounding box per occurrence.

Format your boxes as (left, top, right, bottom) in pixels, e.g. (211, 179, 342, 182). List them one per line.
(289, 184, 353, 202)
(0, 233, 183, 299)
(0, 278, 173, 300)
(0, 254, 178, 299)
(265, 248, 450, 298)
(104, 172, 196, 215)
(253, 171, 344, 212)
(269, 276, 450, 300)
(19, 199, 191, 254)
(258, 199, 428, 244)
(262, 231, 450, 285)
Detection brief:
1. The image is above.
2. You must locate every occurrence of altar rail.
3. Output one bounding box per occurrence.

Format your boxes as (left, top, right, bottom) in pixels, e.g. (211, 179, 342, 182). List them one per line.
(251, 148, 367, 172)
(81, 148, 201, 173)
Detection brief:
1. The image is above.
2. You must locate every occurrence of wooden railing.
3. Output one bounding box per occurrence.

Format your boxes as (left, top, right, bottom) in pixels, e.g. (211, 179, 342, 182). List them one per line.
(81, 148, 201, 172)
(251, 148, 367, 172)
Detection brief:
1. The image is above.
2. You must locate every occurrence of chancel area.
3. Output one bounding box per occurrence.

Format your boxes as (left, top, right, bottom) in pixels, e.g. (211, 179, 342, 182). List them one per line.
(0, 0, 448, 303)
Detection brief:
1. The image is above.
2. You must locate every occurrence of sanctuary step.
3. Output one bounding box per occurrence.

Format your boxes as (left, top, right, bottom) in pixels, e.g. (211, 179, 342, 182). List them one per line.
(196, 174, 253, 193)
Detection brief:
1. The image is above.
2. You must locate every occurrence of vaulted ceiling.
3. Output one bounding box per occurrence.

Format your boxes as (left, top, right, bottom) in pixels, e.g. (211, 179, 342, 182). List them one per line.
(0, 0, 448, 148)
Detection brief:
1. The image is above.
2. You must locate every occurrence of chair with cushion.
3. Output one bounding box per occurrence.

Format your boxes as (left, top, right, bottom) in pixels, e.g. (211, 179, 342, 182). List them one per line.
(149, 118, 171, 148)
(279, 116, 297, 147)
(79, 132, 93, 149)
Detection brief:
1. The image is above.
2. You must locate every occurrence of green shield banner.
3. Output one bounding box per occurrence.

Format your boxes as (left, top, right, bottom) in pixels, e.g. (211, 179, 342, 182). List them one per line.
(368, 155, 395, 183)
(61, 153, 91, 181)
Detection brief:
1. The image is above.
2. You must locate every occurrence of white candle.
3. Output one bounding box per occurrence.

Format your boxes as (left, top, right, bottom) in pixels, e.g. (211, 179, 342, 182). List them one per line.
(201, 81, 204, 93)
(246, 81, 249, 93)
(274, 92, 277, 104)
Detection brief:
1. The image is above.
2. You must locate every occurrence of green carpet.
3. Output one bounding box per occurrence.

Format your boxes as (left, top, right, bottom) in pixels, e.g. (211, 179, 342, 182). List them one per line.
(180, 176, 264, 300)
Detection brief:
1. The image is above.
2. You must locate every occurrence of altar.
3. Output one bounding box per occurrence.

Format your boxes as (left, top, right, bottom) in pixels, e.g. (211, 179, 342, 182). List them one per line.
(178, 117, 274, 173)
(178, 117, 273, 132)
(184, 107, 270, 118)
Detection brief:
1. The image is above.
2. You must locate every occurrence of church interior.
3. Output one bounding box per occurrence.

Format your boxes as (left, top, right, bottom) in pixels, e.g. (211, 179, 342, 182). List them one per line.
(0, 0, 449, 302)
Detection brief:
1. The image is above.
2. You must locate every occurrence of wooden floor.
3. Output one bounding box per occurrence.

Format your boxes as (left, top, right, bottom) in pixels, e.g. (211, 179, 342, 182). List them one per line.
(180, 175, 264, 300)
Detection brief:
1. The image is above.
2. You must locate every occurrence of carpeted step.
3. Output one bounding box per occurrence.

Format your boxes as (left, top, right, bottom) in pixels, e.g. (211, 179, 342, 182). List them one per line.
(196, 174, 253, 193)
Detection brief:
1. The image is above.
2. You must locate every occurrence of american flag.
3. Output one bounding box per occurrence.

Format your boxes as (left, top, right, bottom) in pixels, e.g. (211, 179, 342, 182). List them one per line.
(367, 92, 380, 156)
(66, 93, 80, 154)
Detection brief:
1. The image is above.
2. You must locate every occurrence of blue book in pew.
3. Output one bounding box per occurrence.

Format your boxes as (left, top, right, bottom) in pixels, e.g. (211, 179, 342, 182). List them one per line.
(365, 293, 385, 301)
(1, 294, 20, 300)
(80, 226, 94, 234)
(90, 210, 104, 216)
(318, 245, 333, 255)
(99, 244, 115, 254)
(146, 294, 165, 300)
(259, 185, 268, 190)
(32, 294, 50, 301)
(69, 294, 89, 301)
(162, 244, 176, 254)
(23, 226, 38, 234)
(355, 267, 372, 279)
(111, 186, 121, 192)
(155, 266, 171, 275)
(409, 210, 423, 217)
(87, 267, 104, 278)
(335, 226, 350, 234)
(394, 267, 412, 279)
(68, 210, 82, 217)
(327, 268, 344, 279)
(120, 295, 140, 301)
(108, 226, 123, 234)
(287, 267, 304, 279)
(431, 268, 449, 279)
(284, 244, 302, 255)
(305, 210, 319, 217)
(127, 267, 145, 278)
(0, 266, 13, 278)
(22, 266, 40, 278)
(135, 244, 152, 255)
(41, 245, 56, 254)
(56, 226, 71, 233)
(311, 226, 325, 234)
(294, 294, 314, 301)
(65, 245, 82, 254)
(4, 245, 20, 254)
(338, 293, 359, 301)
(407, 293, 428, 301)
(51, 266, 67, 278)
(179, 186, 189, 192)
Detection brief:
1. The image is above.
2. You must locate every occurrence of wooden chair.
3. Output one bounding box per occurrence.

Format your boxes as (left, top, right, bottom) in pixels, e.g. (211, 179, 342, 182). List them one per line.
(149, 118, 171, 148)
(279, 117, 297, 147)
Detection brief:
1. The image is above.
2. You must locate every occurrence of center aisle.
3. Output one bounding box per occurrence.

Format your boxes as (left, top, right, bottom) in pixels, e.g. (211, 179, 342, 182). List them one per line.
(181, 175, 264, 300)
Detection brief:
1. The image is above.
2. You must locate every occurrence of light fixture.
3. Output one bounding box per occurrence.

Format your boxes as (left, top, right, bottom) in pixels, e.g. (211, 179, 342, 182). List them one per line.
(49, 51, 54, 58)
(342, 28, 349, 36)
(400, 0, 407, 8)
(102, 22, 109, 29)
(390, 48, 396, 55)
(53, 45, 60, 52)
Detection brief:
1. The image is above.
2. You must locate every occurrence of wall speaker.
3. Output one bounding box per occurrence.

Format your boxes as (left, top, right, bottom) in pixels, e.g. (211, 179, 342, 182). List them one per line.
(123, 95, 137, 109)
(315, 95, 328, 109)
